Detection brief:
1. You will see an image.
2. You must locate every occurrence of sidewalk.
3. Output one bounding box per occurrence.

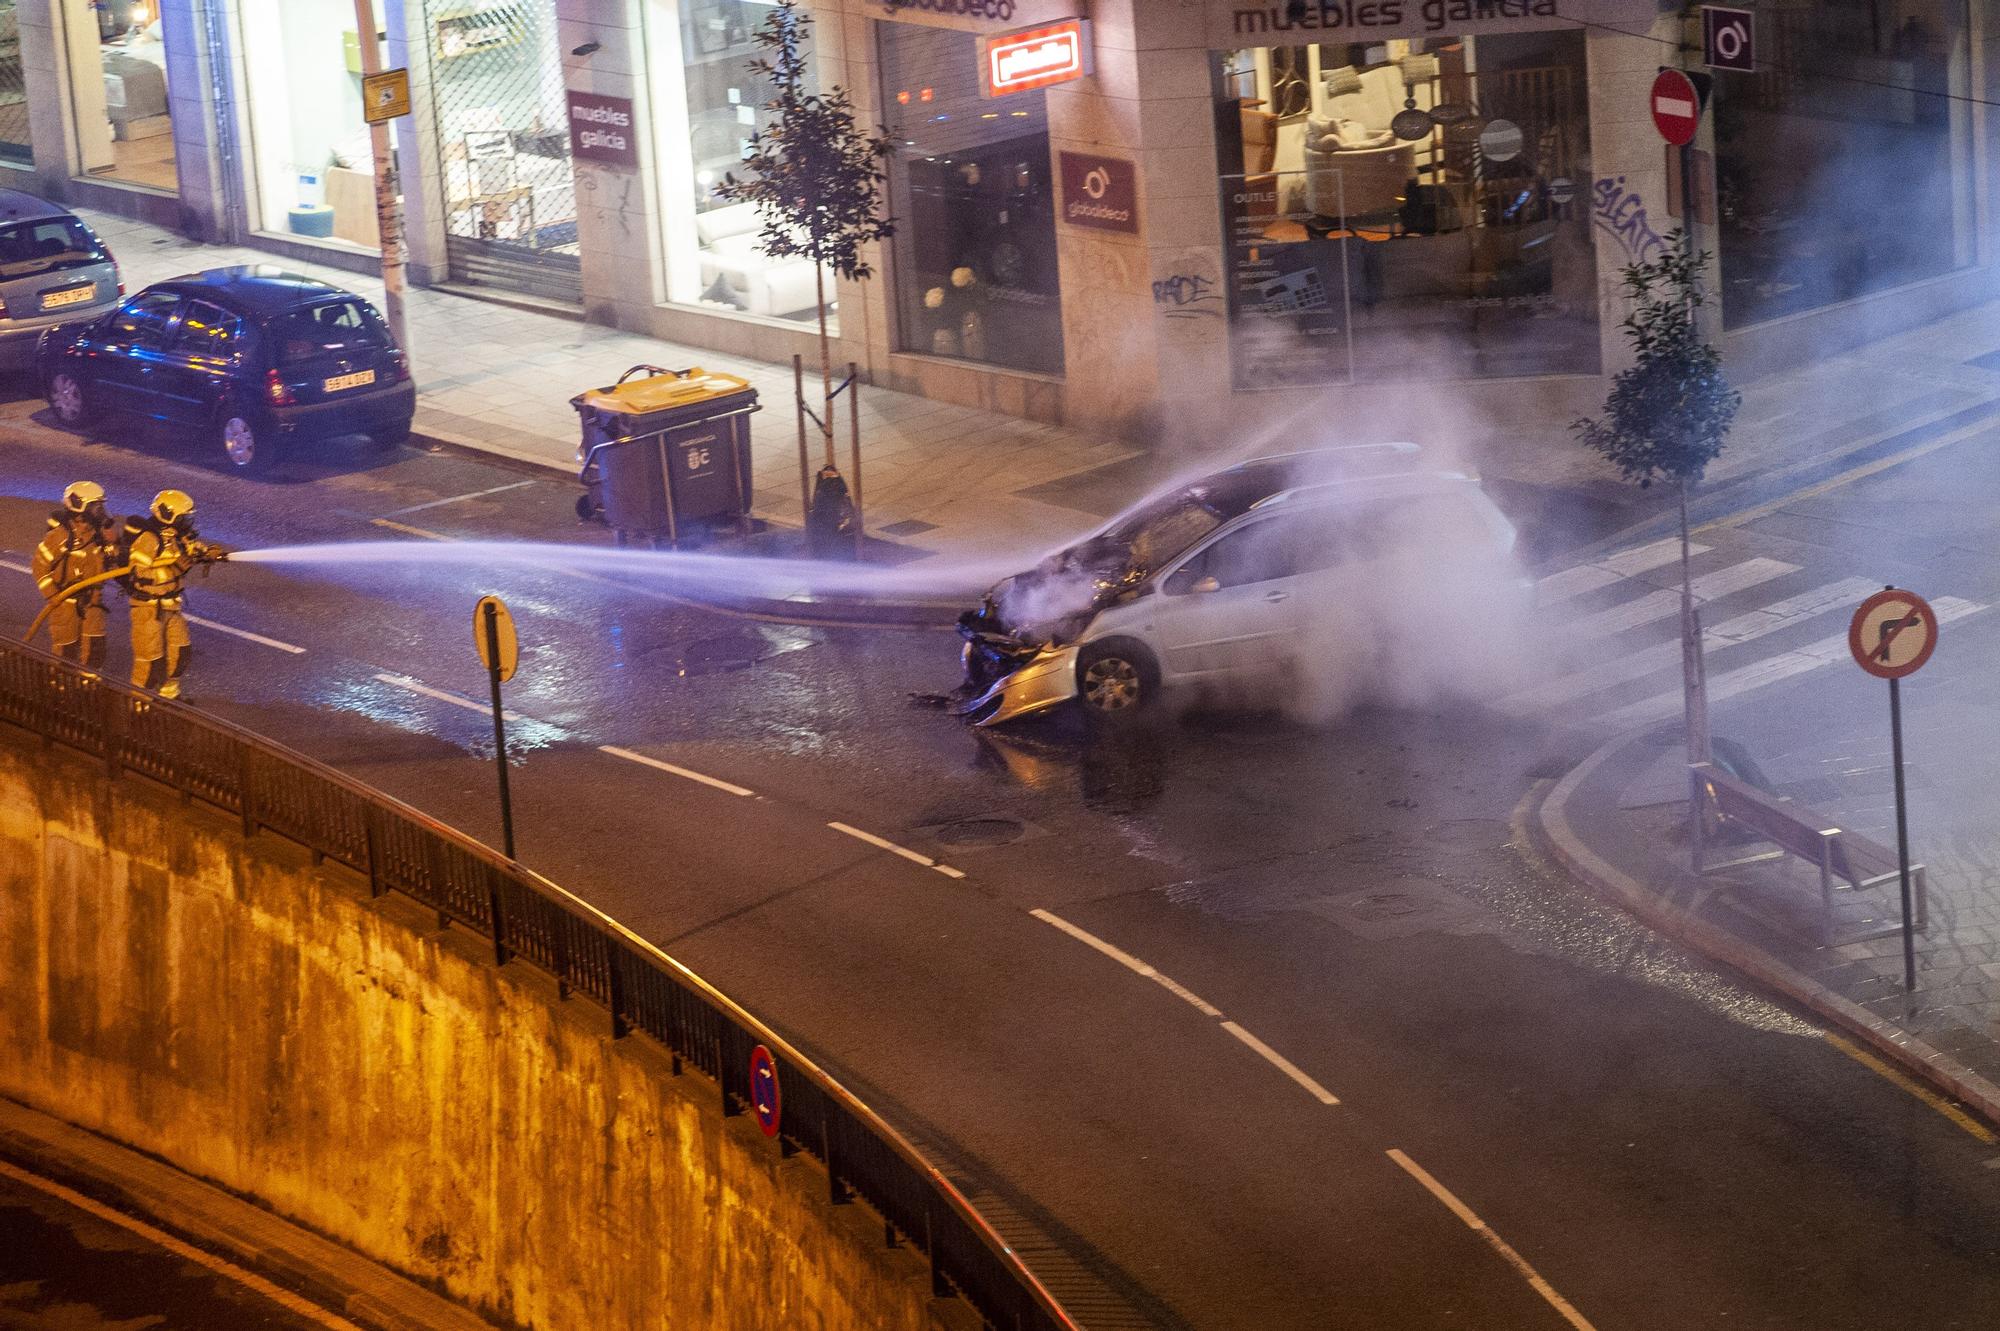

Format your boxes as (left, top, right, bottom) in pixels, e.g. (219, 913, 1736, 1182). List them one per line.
(76, 209, 1142, 562)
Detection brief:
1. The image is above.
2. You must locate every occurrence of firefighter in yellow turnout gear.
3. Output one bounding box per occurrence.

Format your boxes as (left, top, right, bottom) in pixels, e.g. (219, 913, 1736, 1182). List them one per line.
(124, 490, 228, 699)
(31, 481, 116, 665)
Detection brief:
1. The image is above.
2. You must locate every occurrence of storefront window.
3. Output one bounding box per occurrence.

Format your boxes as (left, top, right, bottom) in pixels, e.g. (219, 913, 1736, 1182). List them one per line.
(650, 0, 831, 325)
(878, 21, 1063, 375)
(0, 2, 27, 164)
(1213, 30, 1598, 387)
(425, 0, 576, 260)
(65, 0, 176, 190)
(1714, 0, 1973, 328)
(241, 1, 387, 250)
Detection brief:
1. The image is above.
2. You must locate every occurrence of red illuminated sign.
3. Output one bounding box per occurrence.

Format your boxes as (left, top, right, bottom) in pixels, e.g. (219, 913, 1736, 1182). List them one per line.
(978, 19, 1092, 98)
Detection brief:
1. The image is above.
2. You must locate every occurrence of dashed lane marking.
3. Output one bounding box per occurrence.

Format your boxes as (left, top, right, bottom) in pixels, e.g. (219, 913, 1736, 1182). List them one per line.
(372, 671, 524, 722)
(1387, 1149, 1598, 1331)
(599, 744, 755, 798)
(1029, 909, 1224, 1017)
(0, 1158, 370, 1331)
(1029, 909, 1345, 1106)
(828, 821, 966, 879)
(382, 479, 537, 516)
(1824, 1033, 1998, 1144)
(184, 614, 307, 654)
(1220, 1020, 1341, 1105)
(369, 517, 452, 541)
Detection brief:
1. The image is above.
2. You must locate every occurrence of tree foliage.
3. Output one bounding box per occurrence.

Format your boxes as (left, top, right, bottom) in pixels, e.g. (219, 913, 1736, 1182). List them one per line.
(1572, 232, 1741, 489)
(715, 0, 894, 280)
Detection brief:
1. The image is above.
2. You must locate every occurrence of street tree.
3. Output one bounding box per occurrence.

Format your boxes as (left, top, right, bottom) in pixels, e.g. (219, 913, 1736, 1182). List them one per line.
(1572, 231, 1741, 754)
(716, 0, 894, 553)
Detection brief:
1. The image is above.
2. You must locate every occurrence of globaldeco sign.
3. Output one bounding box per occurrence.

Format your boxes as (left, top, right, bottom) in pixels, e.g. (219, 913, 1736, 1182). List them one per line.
(979, 19, 1092, 97)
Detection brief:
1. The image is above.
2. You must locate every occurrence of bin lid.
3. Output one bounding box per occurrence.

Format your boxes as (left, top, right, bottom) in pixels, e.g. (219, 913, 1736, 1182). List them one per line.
(578, 366, 755, 416)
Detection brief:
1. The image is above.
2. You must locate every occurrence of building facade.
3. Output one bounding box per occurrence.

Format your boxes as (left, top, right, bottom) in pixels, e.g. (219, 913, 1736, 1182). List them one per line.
(0, 0, 1992, 450)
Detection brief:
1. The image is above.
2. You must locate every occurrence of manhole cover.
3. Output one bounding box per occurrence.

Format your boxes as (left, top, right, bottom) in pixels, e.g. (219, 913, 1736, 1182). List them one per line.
(931, 817, 1027, 847)
(672, 634, 771, 675)
(1350, 892, 1429, 922)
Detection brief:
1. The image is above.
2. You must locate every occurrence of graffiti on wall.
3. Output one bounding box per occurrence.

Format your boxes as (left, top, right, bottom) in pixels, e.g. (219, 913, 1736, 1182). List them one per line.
(1152, 271, 1223, 317)
(1592, 176, 1667, 265)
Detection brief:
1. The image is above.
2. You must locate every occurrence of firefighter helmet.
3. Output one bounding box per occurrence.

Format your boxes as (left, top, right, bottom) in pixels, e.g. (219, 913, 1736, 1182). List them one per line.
(62, 480, 105, 514)
(151, 489, 195, 526)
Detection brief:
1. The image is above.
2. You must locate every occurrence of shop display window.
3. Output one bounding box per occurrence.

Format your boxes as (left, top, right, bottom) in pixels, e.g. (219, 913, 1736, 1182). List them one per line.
(878, 21, 1063, 376)
(1213, 31, 1598, 388)
(1714, 0, 1973, 328)
(654, 0, 830, 324)
(241, 0, 388, 250)
(0, 2, 26, 164)
(65, 0, 175, 191)
(425, 0, 576, 258)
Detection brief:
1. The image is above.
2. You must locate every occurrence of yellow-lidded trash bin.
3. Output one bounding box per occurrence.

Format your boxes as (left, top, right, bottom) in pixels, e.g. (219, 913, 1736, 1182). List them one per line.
(573, 364, 759, 546)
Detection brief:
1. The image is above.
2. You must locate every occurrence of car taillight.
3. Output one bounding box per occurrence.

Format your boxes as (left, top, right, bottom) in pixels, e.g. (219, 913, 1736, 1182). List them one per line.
(386, 348, 410, 383)
(264, 368, 295, 407)
(101, 245, 122, 296)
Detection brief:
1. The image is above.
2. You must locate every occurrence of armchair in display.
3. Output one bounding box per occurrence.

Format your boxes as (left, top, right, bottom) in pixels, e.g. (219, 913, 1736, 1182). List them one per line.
(1299, 65, 1417, 220)
(694, 202, 821, 319)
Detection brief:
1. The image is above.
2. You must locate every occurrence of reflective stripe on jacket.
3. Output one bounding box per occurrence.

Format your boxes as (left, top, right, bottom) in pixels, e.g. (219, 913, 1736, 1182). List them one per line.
(126, 523, 203, 602)
(31, 514, 110, 602)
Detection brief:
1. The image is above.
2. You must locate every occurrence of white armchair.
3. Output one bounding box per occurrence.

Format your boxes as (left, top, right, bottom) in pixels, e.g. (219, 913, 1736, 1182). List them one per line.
(695, 204, 822, 319)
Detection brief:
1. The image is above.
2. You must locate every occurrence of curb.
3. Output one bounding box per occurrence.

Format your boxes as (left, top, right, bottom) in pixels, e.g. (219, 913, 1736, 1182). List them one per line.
(404, 422, 965, 631)
(1533, 729, 2000, 1134)
(0, 1095, 505, 1331)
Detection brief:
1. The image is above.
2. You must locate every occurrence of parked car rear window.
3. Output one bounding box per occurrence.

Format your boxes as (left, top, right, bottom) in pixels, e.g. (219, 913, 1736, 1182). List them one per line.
(270, 299, 389, 366)
(172, 299, 248, 362)
(0, 217, 109, 281)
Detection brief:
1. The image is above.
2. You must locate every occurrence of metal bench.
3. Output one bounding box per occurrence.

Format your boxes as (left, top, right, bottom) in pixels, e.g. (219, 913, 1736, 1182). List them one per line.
(1689, 761, 1927, 945)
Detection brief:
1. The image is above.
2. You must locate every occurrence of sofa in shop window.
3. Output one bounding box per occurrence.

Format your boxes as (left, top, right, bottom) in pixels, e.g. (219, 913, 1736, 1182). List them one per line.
(694, 203, 820, 319)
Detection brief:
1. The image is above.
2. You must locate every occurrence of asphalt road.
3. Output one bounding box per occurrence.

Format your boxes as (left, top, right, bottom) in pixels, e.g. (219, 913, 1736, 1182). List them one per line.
(4, 388, 2000, 1331)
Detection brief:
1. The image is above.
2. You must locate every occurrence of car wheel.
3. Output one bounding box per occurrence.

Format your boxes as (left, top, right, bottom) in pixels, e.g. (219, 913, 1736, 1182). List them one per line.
(217, 402, 271, 472)
(46, 370, 91, 428)
(1077, 640, 1158, 722)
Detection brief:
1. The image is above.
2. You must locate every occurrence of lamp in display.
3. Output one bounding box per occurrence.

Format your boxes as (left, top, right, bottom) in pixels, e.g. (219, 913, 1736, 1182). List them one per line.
(1323, 65, 1363, 97)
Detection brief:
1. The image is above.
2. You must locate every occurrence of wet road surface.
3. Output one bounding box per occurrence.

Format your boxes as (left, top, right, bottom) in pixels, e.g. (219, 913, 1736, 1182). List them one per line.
(4, 387, 2000, 1329)
(0, 1161, 350, 1330)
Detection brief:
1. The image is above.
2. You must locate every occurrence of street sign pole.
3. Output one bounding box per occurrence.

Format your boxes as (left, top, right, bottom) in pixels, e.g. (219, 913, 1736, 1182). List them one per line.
(483, 600, 515, 860)
(1887, 668, 1916, 992)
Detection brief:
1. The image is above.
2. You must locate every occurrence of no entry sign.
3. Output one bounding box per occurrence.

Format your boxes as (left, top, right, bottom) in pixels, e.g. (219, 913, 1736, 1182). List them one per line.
(749, 1044, 781, 1138)
(1849, 588, 1939, 680)
(1651, 68, 1701, 146)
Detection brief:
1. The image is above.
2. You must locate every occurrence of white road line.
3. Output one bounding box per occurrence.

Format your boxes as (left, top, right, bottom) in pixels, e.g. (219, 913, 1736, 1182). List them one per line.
(1387, 1149, 1598, 1331)
(1220, 1020, 1341, 1105)
(1537, 539, 1708, 604)
(0, 1158, 370, 1331)
(1569, 557, 1798, 640)
(184, 614, 307, 654)
(1595, 596, 1987, 728)
(827, 821, 968, 879)
(599, 743, 754, 797)
(0, 557, 29, 574)
(369, 517, 452, 541)
(372, 671, 524, 721)
(1502, 577, 1878, 712)
(383, 479, 537, 516)
(1029, 908, 1226, 1018)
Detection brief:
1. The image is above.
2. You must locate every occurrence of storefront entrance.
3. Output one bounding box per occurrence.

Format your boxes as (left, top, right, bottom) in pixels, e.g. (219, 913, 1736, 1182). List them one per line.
(422, 0, 579, 303)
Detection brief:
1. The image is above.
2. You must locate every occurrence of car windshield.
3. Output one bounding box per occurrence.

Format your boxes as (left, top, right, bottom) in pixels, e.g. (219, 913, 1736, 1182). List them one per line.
(270, 299, 389, 366)
(1076, 494, 1227, 579)
(0, 217, 108, 281)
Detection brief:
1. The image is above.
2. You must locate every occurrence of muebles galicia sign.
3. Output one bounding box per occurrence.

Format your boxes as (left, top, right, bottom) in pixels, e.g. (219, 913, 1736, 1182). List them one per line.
(567, 91, 638, 169)
(1208, 0, 1656, 43)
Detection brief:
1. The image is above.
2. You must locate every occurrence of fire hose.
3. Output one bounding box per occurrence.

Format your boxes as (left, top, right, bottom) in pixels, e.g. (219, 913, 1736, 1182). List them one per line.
(21, 548, 232, 644)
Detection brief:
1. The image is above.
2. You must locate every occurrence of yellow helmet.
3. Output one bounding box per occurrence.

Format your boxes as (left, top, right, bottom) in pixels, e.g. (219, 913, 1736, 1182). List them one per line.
(151, 489, 195, 525)
(62, 481, 105, 514)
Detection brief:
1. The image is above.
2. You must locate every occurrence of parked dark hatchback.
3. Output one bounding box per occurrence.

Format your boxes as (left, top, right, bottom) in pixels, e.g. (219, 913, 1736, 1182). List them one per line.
(37, 265, 415, 471)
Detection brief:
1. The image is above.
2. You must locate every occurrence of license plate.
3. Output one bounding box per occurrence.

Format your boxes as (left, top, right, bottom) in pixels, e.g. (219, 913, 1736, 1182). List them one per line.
(39, 285, 95, 310)
(323, 370, 376, 393)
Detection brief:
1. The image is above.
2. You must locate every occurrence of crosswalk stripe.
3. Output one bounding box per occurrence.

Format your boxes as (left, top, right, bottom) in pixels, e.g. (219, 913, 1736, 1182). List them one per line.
(1537, 538, 1709, 604)
(1592, 596, 1986, 729)
(1568, 557, 1799, 641)
(1503, 576, 1881, 712)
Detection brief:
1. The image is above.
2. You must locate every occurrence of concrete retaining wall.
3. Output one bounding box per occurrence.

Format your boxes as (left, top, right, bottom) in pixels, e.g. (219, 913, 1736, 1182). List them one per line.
(0, 732, 964, 1331)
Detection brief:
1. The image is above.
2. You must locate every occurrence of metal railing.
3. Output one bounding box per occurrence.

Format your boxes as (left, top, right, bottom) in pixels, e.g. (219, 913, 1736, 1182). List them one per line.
(0, 636, 1079, 1331)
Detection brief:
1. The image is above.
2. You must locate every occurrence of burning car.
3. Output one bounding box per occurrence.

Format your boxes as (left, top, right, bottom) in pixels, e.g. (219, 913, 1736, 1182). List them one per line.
(954, 445, 1529, 726)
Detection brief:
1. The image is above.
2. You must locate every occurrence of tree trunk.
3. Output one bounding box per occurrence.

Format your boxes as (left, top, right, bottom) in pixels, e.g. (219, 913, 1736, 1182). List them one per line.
(814, 262, 835, 469)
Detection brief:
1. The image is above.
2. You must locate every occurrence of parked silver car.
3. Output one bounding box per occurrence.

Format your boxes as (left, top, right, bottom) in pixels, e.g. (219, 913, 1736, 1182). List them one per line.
(956, 445, 1531, 725)
(0, 192, 121, 370)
